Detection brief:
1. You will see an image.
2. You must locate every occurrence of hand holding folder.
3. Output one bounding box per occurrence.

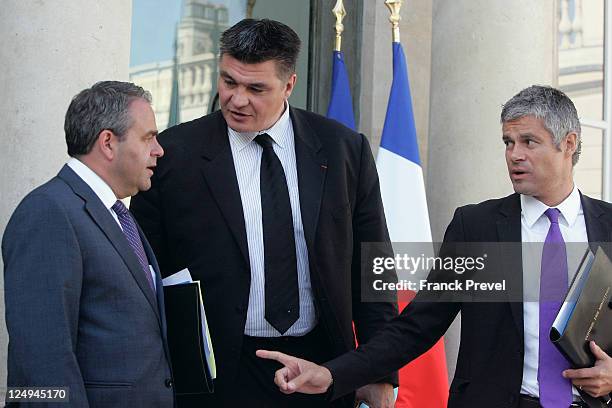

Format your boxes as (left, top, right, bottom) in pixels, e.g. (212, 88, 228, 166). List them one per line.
(163, 269, 216, 395)
(551, 247, 612, 407)
(564, 341, 612, 400)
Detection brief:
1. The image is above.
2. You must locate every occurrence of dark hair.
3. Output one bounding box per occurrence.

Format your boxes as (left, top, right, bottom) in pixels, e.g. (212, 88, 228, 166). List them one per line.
(501, 85, 581, 165)
(219, 18, 301, 79)
(64, 81, 151, 157)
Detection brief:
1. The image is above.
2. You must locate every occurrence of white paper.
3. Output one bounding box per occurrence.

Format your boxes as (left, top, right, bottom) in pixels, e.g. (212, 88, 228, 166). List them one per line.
(162, 268, 193, 286)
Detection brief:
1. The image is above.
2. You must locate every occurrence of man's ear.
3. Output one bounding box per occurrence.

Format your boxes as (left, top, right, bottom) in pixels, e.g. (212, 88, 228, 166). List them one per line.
(564, 132, 578, 158)
(96, 129, 116, 161)
(284, 73, 297, 99)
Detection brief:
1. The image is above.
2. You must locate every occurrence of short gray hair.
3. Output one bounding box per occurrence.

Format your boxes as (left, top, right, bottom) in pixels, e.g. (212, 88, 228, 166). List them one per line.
(500, 85, 581, 165)
(64, 81, 152, 157)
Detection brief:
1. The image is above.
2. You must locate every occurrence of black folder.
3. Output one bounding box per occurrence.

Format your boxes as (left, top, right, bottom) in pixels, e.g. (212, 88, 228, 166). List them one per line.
(550, 247, 612, 407)
(163, 282, 214, 396)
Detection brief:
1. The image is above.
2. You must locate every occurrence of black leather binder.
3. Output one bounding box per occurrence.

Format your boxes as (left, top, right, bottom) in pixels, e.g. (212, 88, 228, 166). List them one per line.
(550, 247, 612, 407)
(163, 282, 214, 396)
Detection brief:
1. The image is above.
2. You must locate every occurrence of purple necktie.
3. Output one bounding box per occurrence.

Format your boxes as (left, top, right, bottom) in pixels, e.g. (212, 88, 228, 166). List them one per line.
(112, 200, 155, 292)
(538, 208, 572, 407)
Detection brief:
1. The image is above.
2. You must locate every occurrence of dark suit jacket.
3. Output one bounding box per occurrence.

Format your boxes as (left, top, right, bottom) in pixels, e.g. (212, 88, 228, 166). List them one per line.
(325, 192, 612, 407)
(130, 108, 399, 405)
(2, 165, 174, 407)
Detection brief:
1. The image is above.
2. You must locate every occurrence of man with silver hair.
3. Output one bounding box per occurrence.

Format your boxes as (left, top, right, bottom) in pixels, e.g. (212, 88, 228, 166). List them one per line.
(3, 81, 174, 407)
(258, 85, 612, 408)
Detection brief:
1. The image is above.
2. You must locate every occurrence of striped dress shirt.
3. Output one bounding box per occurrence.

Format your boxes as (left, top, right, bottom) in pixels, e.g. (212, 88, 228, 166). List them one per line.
(228, 104, 317, 337)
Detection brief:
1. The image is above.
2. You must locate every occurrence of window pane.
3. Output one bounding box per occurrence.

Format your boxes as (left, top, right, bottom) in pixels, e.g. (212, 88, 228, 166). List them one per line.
(558, 0, 604, 121)
(574, 126, 603, 199)
(250, 1, 310, 109)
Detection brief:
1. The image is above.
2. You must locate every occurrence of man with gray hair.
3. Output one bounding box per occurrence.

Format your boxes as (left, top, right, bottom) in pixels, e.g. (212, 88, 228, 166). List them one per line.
(258, 85, 612, 408)
(3, 81, 174, 407)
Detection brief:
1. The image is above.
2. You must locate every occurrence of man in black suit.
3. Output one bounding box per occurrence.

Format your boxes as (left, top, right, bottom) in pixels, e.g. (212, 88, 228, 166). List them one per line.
(130, 18, 397, 408)
(258, 86, 612, 407)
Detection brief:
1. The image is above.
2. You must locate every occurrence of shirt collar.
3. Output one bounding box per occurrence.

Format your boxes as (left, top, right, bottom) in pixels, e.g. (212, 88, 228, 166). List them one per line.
(520, 185, 582, 228)
(66, 157, 118, 210)
(228, 101, 291, 151)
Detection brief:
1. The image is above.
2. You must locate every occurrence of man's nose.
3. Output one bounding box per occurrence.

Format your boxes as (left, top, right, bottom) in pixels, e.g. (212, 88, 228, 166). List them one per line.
(510, 144, 525, 161)
(231, 87, 249, 108)
(152, 138, 164, 158)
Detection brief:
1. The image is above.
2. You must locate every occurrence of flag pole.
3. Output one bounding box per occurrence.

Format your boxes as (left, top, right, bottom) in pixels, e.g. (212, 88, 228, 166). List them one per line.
(246, 0, 256, 18)
(385, 0, 402, 43)
(332, 0, 346, 52)
(326, 0, 355, 130)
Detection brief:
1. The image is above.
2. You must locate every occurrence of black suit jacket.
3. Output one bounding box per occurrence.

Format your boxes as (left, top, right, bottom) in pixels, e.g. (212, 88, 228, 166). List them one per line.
(325, 192, 612, 407)
(130, 108, 398, 404)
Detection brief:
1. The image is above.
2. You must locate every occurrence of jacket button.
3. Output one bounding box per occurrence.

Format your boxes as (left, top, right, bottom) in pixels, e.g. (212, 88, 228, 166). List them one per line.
(165, 378, 173, 388)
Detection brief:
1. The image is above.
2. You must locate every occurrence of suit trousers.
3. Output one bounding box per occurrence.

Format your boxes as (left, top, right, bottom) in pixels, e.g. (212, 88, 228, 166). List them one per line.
(231, 324, 335, 408)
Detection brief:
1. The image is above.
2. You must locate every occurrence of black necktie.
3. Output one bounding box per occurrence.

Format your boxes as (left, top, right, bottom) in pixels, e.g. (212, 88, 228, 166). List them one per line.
(255, 133, 299, 334)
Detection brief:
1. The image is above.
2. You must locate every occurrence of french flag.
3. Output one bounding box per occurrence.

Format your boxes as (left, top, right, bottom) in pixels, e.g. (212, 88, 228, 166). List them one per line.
(377, 42, 431, 243)
(327, 50, 356, 130)
(377, 42, 449, 408)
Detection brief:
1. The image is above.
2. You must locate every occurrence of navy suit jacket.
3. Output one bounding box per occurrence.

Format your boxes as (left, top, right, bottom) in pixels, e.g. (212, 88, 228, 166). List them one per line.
(2, 165, 174, 407)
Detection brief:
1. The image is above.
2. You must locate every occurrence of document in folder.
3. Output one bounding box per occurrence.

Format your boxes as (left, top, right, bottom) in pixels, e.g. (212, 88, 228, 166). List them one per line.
(551, 247, 612, 407)
(163, 269, 216, 395)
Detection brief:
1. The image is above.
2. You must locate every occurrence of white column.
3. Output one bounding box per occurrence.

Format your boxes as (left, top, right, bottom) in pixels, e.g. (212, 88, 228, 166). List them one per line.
(427, 0, 555, 382)
(0, 0, 132, 400)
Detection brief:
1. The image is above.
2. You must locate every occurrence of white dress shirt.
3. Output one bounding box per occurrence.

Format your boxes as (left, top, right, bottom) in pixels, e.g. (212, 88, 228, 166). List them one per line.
(66, 158, 157, 290)
(228, 103, 316, 337)
(520, 185, 587, 398)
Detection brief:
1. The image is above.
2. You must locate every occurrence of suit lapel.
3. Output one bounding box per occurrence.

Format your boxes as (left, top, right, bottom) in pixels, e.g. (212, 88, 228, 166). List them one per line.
(496, 193, 524, 339)
(498, 193, 612, 348)
(140, 225, 172, 356)
(199, 111, 250, 266)
(197, 108, 329, 267)
(581, 192, 612, 244)
(290, 108, 328, 252)
(58, 165, 162, 324)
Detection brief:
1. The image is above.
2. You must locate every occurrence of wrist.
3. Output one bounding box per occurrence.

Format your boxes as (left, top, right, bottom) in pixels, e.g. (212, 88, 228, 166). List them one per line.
(323, 367, 334, 399)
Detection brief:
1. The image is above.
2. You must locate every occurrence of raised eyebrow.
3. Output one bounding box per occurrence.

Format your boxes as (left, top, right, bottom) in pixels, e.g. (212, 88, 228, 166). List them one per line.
(518, 132, 539, 140)
(219, 71, 234, 80)
(248, 82, 267, 89)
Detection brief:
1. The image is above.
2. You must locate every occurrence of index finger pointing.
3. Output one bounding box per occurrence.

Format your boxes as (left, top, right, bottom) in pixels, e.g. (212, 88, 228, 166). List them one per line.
(256, 349, 295, 366)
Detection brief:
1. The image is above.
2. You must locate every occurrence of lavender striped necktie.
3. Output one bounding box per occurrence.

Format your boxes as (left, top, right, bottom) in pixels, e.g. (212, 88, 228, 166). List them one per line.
(538, 208, 572, 407)
(112, 200, 155, 292)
